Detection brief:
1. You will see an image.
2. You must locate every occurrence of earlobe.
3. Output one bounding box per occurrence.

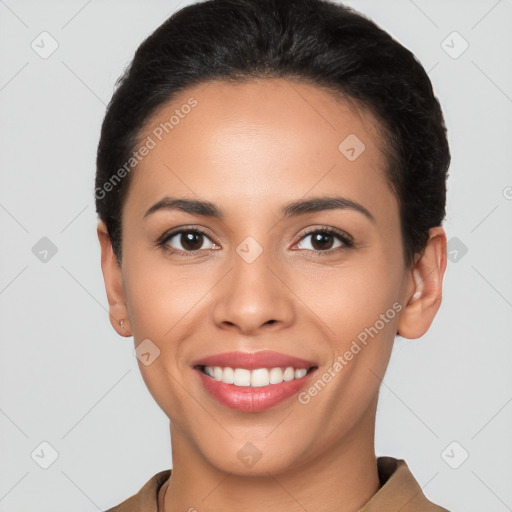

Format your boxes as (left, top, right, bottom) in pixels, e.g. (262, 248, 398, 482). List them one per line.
(97, 220, 132, 337)
(116, 308, 132, 338)
(397, 227, 447, 339)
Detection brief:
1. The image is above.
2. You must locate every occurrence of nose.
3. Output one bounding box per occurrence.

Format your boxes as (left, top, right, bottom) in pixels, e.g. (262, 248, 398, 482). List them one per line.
(212, 244, 295, 336)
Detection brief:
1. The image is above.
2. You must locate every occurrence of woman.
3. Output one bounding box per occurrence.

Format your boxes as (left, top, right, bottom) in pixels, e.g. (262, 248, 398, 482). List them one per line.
(95, 0, 451, 510)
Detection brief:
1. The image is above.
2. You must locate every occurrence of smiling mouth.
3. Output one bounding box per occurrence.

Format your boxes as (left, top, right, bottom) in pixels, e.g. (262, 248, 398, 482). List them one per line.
(195, 364, 317, 387)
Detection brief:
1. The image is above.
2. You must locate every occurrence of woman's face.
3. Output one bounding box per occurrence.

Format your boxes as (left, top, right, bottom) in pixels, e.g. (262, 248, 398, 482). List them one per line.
(102, 78, 423, 475)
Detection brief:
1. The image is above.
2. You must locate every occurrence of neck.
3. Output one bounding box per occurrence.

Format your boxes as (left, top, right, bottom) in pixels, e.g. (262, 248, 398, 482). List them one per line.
(162, 398, 380, 512)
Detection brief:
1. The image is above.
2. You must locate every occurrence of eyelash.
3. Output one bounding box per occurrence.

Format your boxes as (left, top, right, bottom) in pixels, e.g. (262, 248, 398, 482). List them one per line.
(156, 225, 354, 258)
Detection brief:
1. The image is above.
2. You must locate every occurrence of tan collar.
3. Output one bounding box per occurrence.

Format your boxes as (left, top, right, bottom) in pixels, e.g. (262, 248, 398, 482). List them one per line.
(104, 456, 449, 512)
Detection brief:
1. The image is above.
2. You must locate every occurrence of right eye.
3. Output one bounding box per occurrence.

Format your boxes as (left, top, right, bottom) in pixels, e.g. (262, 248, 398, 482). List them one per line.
(158, 228, 220, 255)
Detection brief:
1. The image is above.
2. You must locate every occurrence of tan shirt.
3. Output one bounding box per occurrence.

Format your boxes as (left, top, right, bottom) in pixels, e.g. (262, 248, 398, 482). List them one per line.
(104, 456, 450, 511)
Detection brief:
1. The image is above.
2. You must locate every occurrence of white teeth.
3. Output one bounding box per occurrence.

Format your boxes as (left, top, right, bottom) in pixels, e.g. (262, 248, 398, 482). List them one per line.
(283, 367, 295, 381)
(223, 366, 234, 384)
(251, 368, 269, 387)
(295, 368, 308, 379)
(269, 367, 283, 384)
(233, 368, 251, 386)
(202, 366, 311, 387)
(204, 366, 215, 378)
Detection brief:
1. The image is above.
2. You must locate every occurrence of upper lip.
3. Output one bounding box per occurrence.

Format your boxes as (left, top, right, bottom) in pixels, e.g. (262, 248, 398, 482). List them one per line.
(191, 350, 317, 370)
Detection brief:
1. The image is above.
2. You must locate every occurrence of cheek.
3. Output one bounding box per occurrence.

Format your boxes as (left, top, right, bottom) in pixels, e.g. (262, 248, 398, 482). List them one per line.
(123, 252, 211, 341)
(297, 261, 402, 414)
(121, 255, 216, 407)
(293, 256, 403, 346)
(122, 260, 201, 413)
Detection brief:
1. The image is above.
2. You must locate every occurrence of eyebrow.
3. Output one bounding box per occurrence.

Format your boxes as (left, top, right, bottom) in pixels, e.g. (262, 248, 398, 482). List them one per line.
(143, 196, 375, 223)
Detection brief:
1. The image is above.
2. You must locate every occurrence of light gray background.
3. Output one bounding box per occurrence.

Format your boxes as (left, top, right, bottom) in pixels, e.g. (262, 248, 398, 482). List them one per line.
(0, 1, 511, 511)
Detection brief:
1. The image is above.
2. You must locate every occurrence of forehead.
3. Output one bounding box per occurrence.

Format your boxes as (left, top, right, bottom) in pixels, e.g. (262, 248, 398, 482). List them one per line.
(124, 78, 396, 221)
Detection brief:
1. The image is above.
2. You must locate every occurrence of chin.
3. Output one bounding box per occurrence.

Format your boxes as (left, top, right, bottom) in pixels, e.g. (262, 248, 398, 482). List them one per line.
(200, 437, 305, 477)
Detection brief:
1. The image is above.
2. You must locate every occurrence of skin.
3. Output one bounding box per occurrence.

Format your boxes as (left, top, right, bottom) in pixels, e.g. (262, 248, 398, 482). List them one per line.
(97, 78, 447, 512)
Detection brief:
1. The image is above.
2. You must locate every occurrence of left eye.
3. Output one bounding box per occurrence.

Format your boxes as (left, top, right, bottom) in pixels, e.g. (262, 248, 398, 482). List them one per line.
(295, 230, 351, 252)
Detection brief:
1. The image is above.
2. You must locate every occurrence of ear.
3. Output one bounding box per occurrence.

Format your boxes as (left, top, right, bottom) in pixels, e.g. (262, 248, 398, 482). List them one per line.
(397, 226, 447, 339)
(97, 220, 132, 337)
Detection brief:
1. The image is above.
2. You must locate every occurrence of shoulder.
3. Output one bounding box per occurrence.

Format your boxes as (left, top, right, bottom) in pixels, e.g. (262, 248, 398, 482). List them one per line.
(359, 456, 451, 511)
(103, 469, 171, 512)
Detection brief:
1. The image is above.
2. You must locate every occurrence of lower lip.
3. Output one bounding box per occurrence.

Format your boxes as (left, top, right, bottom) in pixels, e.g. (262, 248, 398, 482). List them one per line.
(195, 368, 316, 413)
